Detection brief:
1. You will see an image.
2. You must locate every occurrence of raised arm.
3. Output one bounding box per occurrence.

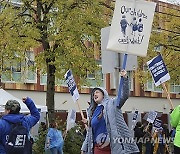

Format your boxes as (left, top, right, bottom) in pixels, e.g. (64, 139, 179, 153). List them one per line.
(113, 70, 129, 109)
(23, 97, 40, 128)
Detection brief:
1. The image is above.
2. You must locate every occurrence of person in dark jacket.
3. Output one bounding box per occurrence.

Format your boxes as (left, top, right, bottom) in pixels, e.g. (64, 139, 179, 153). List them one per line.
(0, 97, 40, 154)
(134, 121, 146, 154)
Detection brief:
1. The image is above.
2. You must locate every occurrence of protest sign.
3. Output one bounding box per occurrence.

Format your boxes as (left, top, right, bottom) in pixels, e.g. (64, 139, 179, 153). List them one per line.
(147, 54, 170, 87)
(132, 110, 139, 122)
(153, 118, 162, 129)
(64, 70, 79, 102)
(147, 111, 157, 123)
(66, 109, 76, 131)
(107, 0, 156, 57)
(131, 110, 139, 130)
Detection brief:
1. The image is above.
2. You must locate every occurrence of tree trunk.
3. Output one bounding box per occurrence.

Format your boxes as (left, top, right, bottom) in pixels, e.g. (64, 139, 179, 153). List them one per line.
(46, 61, 56, 122)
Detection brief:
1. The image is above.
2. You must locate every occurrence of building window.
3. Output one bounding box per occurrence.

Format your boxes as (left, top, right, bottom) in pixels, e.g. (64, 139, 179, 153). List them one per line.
(2, 58, 21, 82)
(86, 68, 104, 88)
(146, 80, 180, 94)
(40, 73, 47, 85)
(170, 83, 180, 94)
(145, 80, 162, 92)
(40, 73, 67, 86)
(25, 51, 36, 83)
(83, 63, 104, 88)
(127, 71, 133, 91)
(2, 51, 37, 83)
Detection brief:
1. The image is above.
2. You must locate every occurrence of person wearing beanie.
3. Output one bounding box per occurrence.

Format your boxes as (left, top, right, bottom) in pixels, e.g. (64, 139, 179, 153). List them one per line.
(81, 70, 139, 154)
(0, 97, 40, 154)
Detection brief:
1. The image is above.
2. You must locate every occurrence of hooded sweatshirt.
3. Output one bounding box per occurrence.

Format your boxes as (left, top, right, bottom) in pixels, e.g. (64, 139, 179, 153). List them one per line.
(0, 97, 40, 154)
(170, 105, 180, 148)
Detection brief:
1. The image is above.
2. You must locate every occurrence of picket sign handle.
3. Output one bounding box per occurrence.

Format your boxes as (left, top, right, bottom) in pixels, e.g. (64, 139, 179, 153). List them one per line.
(116, 53, 128, 107)
(144, 122, 150, 132)
(162, 83, 174, 109)
(76, 99, 85, 119)
(76, 100, 88, 130)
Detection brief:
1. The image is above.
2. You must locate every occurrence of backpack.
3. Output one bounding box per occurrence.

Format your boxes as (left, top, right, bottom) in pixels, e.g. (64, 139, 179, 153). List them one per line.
(5, 122, 32, 154)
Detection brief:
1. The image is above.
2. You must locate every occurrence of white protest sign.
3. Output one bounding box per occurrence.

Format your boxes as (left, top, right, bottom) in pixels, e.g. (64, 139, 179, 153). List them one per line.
(147, 111, 157, 123)
(107, 0, 156, 57)
(101, 27, 137, 73)
(101, 27, 118, 74)
(66, 109, 76, 131)
(147, 54, 170, 87)
(131, 110, 139, 130)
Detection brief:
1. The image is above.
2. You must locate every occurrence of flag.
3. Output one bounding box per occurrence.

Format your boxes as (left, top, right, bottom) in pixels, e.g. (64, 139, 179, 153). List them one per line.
(64, 70, 79, 102)
(147, 54, 170, 87)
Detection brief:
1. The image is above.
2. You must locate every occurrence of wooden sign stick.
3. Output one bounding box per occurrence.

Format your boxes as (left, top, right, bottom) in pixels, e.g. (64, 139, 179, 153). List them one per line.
(76, 100, 88, 130)
(162, 83, 174, 109)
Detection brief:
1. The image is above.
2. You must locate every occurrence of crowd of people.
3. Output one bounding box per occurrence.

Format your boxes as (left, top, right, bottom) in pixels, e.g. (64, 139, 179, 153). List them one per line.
(0, 70, 179, 154)
(133, 121, 177, 154)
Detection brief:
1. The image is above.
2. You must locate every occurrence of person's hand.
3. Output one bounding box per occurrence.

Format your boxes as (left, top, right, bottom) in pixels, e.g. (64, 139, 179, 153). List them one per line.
(22, 97, 27, 103)
(81, 151, 85, 154)
(120, 69, 127, 77)
(169, 108, 174, 114)
(81, 118, 88, 124)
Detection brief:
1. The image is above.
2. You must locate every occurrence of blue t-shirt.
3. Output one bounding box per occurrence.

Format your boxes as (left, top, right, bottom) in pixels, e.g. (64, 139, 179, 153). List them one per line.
(46, 128, 64, 150)
(91, 104, 108, 145)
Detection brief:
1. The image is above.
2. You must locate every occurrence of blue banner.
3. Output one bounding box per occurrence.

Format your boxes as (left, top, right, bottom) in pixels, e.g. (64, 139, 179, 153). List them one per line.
(153, 118, 162, 129)
(64, 70, 79, 102)
(147, 54, 170, 87)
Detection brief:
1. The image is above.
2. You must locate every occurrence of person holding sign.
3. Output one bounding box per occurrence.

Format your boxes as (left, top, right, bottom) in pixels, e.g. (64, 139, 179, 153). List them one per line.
(170, 105, 180, 154)
(134, 122, 145, 154)
(81, 70, 139, 154)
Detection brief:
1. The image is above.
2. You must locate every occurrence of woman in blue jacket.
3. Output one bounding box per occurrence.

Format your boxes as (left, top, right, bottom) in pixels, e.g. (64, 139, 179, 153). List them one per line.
(81, 70, 139, 154)
(0, 97, 40, 154)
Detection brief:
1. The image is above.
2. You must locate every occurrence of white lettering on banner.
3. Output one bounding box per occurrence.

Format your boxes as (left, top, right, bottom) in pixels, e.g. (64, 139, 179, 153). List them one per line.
(15, 135, 26, 146)
(149, 60, 163, 71)
(66, 77, 76, 91)
(154, 69, 165, 77)
(149, 60, 166, 77)
(65, 70, 79, 102)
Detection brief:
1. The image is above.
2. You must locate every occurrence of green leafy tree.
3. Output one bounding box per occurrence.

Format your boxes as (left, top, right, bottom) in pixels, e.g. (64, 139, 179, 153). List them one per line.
(0, 0, 110, 121)
(136, 6, 180, 85)
(0, 3, 39, 85)
(63, 125, 84, 154)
